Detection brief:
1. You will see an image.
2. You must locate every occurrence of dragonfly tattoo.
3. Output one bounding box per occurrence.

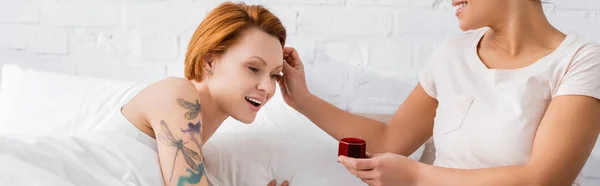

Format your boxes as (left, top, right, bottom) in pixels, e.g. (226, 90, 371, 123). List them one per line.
(177, 163, 205, 186)
(177, 98, 201, 120)
(158, 120, 202, 183)
(182, 121, 203, 151)
(179, 98, 203, 151)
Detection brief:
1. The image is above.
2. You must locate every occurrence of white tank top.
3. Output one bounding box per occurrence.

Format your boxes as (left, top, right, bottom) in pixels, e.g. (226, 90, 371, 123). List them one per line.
(100, 84, 158, 152)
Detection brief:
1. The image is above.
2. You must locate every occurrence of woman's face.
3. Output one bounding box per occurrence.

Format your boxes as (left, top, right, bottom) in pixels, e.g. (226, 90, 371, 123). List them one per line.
(206, 28, 283, 124)
(453, 0, 508, 31)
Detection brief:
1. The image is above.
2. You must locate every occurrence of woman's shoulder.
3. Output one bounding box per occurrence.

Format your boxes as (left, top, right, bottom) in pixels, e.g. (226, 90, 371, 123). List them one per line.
(128, 77, 201, 113)
(120, 77, 201, 135)
(144, 77, 199, 99)
(153, 76, 197, 90)
(573, 35, 600, 53)
(563, 34, 600, 63)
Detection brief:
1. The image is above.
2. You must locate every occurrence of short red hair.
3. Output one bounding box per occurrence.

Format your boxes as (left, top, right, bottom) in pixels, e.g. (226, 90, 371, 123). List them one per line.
(184, 2, 287, 81)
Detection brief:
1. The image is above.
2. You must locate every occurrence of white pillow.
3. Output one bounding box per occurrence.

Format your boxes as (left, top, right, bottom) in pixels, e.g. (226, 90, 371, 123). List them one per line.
(0, 64, 143, 137)
(202, 89, 367, 185)
(203, 87, 425, 185)
(0, 64, 423, 186)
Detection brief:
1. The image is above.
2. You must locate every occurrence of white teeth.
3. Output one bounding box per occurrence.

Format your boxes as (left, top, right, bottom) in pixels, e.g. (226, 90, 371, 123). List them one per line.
(459, 2, 467, 9)
(245, 97, 262, 105)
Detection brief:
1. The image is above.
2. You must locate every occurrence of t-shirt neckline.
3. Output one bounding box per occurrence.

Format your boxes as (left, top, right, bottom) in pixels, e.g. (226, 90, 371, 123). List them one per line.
(469, 27, 574, 75)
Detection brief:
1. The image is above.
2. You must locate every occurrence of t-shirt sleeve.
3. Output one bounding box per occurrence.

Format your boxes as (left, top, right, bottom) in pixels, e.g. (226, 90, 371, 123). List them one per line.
(419, 58, 437, 99)
(554, 44, 600, 100)
(418, 39, 447, 99)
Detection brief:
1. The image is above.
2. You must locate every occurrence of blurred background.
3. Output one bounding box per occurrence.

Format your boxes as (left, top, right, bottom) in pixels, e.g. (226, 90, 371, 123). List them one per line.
(0, 0, 598, 184)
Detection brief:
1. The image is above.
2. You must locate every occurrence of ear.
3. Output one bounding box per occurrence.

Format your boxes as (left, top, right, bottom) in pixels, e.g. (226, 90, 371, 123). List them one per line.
(202, 52, 215, 72)
(202, 53, 214, 70)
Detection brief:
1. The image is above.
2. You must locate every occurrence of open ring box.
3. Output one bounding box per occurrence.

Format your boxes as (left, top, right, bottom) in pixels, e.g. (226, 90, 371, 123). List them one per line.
(338, 137, 367, 159)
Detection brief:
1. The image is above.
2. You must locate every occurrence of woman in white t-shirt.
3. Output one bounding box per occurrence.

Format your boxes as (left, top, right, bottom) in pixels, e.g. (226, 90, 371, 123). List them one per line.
(278, 0, 599, 185)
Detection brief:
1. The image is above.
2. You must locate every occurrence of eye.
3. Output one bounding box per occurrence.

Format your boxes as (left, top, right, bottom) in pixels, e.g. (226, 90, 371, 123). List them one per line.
(271, 71, 283, 79)
(271, 74, 282, 79)
(248, 67, 259, 73)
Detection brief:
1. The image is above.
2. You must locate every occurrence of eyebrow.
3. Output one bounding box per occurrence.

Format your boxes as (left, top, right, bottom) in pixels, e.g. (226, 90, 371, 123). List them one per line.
(249, 56, 283, 70)
(249, 56, 267, 66)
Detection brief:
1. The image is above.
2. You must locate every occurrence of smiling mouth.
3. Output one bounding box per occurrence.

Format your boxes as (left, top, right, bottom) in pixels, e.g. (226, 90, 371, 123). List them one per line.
(245, 96, 262, 107)
(456, 1, 468, 10)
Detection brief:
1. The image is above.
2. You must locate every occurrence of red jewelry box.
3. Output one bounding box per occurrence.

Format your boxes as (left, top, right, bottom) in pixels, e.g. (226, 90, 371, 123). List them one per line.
(338, 137, 366, 159)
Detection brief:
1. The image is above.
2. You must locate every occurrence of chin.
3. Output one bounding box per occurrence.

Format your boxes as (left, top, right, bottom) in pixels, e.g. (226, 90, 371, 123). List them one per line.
(458, 21, 474, 31)
(458, 18, 486, 32)
(231, 113, 257, 124)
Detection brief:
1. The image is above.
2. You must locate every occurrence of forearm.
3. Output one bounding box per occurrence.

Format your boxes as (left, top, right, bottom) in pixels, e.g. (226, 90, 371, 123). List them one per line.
(296, 94, 388, 151)
(417, 164, 561, 186)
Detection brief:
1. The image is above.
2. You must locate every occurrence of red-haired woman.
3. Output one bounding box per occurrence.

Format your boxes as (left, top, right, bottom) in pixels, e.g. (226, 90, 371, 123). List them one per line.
(113, 2, 289, 186)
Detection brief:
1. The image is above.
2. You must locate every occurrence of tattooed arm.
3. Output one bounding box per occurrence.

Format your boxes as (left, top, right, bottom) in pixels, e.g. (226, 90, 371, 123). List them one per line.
(131, 78, 288, 186)
(139, 78, 209, 186)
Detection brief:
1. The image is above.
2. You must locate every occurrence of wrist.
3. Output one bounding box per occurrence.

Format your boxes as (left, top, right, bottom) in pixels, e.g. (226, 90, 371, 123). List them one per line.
(295, 92, 316, 114)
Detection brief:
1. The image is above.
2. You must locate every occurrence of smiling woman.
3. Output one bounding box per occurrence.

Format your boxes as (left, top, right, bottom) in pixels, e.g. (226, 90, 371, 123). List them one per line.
(277, 0, 600, 185)
(112, 1, 290, 186)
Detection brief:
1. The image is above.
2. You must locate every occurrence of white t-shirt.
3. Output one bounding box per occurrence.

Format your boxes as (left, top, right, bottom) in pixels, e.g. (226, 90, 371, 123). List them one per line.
(419, 27, 600, 185)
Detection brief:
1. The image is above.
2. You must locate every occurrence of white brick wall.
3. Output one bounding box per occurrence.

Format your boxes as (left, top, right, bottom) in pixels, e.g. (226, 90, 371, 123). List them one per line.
(0, 0, 599, 184)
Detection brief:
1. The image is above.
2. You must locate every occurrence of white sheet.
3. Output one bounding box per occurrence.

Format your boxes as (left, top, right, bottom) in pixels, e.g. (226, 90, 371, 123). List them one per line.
(202, 88, 392, 186)
(0, 132, 163, 186)
(0, 64, 422, 186)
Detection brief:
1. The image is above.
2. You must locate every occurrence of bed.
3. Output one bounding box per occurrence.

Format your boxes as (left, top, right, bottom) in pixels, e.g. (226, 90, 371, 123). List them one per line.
(3, 63, 598, 185)
(0, 64, 432, 186)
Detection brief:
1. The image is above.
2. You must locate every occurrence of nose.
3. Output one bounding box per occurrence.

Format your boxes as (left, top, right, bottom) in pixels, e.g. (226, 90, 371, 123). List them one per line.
(257, 75, 275, 94)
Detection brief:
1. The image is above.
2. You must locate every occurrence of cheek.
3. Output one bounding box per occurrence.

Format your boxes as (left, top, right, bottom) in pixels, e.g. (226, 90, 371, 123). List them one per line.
(269, 79, 277, 93)
(210, 69, 244, 93)
(471, 2, 503, 20)
(217, 65, 246, 81)
(459, 3, 494, 29)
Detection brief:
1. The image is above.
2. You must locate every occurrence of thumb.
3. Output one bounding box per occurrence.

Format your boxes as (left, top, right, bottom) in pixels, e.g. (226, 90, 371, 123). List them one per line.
(267, 179, 276, 186)
(368, 152, 387, 158)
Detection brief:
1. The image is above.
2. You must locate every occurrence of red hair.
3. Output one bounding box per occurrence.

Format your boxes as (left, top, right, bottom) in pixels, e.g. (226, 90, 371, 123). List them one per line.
(184, 2, 287, 81)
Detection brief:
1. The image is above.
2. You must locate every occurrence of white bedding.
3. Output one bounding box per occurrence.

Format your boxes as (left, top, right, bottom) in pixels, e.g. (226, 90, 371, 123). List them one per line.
(0, 64, 422, 186)
(0, 132, 163, 186)
(202, 107, 367, 186)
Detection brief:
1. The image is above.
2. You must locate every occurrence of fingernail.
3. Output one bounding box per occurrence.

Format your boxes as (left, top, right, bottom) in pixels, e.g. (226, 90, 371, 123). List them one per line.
(337, 157, 342, 163)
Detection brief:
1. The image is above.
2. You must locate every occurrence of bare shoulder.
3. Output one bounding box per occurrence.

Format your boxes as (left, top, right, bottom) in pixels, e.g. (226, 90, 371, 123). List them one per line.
(141, 77, 202, 120)
(141, 77, 208, 186)
(124, 77, 202, 127)
(134, 77, 199, 107)
(144, 77, 199, 100)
